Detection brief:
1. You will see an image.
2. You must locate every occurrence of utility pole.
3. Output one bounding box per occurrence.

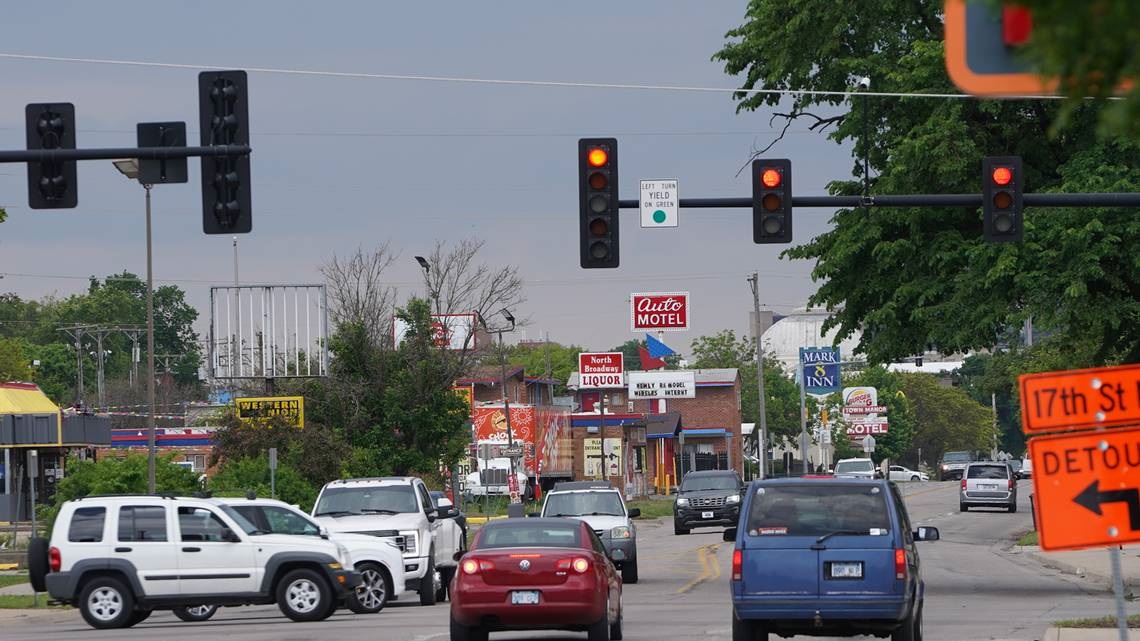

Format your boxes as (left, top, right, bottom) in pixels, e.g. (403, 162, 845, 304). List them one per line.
(747, 273, 768, 479)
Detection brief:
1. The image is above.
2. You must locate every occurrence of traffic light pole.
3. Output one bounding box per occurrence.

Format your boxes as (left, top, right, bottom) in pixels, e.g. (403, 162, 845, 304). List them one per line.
(0, 144, 250, 164)
(617, 193, 1140, 209)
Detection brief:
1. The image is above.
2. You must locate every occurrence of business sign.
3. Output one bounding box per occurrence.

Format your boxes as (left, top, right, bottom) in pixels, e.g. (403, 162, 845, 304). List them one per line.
(842, 386, 884, 415)
(604, 437, 623, 477)
(584, 437, 622, 478)
(579, 352, 624, 388)
(640, 179, 679, 228)
(471, 405, 538, 474)
(628, 371, 696, 399)
(235, 396, 305, 428)
(846, 418, 889, 442)
(630, 292, 690, 332)
(393, 313, 477, 351)
(1029, 426, 1140, 551)
(1019, 363, 1140, 434)
(800, 347, 841, 395)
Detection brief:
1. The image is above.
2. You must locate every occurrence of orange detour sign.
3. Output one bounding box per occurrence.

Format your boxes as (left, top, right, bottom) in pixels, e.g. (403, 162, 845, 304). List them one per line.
(1019, 363, 1140, 434)
(1029, 426, 1140, 551)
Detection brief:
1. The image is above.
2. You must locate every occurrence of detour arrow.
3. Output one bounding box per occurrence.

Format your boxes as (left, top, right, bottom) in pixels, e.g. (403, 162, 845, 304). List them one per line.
(1073, 479, 1140, 531)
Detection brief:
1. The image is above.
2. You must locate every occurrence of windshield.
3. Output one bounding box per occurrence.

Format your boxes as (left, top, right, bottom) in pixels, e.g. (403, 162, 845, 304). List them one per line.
(218, 505, 262, 535)
(314, 485, 418, 515)
(746, 485, 891, 536)
(681, 475, 741, 492)
(942, 451, 971, 462)
(543, 491, 625, 517)
(476, 523, 582, 549)
(835, 460, 874, 473)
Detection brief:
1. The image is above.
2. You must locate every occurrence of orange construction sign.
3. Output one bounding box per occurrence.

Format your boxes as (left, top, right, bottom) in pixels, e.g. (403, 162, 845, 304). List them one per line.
(1028, 426, 1140, 551)
(1019, 363, 1140, 434)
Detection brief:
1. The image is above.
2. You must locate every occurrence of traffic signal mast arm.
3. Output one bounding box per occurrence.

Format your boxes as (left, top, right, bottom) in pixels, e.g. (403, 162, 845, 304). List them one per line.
(0, 145, 251, 163)
(614, 193, 1140, 209)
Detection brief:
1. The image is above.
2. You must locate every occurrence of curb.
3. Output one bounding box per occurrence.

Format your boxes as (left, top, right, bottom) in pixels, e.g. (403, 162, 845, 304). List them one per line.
(1022, 547, 1137, 595)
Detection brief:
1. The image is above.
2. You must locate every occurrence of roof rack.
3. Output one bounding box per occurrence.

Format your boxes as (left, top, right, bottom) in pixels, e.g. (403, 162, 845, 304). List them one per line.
(552, 481, 615, 491)
(74, 493, 179, 501)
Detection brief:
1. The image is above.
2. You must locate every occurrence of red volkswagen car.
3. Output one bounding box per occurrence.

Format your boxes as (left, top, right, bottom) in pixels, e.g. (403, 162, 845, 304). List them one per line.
(449, 517, 623, 641)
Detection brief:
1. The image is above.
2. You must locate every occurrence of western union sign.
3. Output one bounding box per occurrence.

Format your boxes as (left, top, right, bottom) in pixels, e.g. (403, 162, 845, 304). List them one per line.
(235, 396, 305, 428)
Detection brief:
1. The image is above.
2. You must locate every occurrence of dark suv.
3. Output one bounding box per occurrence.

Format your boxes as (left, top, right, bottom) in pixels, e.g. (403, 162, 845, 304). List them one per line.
(673, 470, 744, 535)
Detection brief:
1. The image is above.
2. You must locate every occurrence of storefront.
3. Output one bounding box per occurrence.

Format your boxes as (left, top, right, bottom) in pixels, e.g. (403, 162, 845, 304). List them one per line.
(569, 413, 648, 499)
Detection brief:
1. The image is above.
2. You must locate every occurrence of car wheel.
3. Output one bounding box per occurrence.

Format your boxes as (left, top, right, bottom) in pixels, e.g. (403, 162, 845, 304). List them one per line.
(450, 615, 488, 641)
(124, 608, 152, 627)
(621, 557, 639, 584)
(78, 576, 136, 629)
(275, 568, 334, 622)
(732, 609, 768, 641)
(26, 537, 49, 593)
(609, 593, 624, 640)
(959, 502, 968, 512)
(1009, 502, 1018, 513)
(911, 475, 920, 481)
(419, 548, 438, 606)
(435, 566, 454, 603)
(892, 602, 921, 641)
(173, 605, 219, 622)
(674, 522, 689, 536)
(347, 563, 390, 614)
(587, 596, 611, 641)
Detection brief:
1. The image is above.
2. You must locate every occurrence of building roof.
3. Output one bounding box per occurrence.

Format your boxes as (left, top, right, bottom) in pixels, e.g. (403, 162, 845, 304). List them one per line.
(0, 382, 59, 415)
(566, 368, 739, 390)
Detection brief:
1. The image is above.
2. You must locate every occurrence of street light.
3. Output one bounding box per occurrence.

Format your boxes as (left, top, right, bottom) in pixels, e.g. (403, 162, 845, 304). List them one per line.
(113, 158, 157, 494)
(478, 309, 520, 503)
(414, 256, 430, 273)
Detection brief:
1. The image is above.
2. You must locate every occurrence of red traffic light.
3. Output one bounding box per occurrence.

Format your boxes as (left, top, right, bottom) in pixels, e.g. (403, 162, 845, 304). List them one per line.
(992, 166, 1013, 186)
(587, 148, 609, 167)
(761, 168, 782, 188)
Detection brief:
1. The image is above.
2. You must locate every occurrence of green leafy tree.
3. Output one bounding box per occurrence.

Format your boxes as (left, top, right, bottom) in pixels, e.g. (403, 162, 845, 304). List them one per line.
(897, 372, 997, 468)
(509, 340, 583, 396)
(208, 456, 317, 511)
(0, 339, 32, 381)
(822, 367, 915, 464)
(714, 1, 1140, 366)
(209, 414, 351, 489)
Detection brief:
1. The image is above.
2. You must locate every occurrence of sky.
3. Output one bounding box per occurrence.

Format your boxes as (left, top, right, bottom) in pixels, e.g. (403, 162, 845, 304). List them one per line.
(0, 1, 857, 357)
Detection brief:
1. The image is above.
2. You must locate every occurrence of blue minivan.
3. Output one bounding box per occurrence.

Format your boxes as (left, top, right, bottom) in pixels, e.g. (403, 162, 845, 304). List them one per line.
(725, 479, 939, 641)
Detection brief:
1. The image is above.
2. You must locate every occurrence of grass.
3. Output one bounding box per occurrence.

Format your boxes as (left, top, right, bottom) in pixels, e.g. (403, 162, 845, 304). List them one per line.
(0, 594, 68, 609)
(627, 498, 676, 519)
(1053, 615, 1140, 628)
(0, 574, 29, 589)
(1016, 531, 1038, 546)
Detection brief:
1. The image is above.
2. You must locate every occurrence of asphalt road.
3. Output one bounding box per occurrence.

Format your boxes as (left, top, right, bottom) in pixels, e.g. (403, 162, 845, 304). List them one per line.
(3, 482, 1127, 641)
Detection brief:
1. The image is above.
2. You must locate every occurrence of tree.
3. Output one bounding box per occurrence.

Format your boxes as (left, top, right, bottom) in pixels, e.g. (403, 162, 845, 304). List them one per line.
(714, 1, 1140, 366)
(419, 238, 526, 321)
(509, 340, 584, 396)
(898, 372, 997, 467)
(209, 413, 351, 489)
(208, 456, 317, 511)
(822, 367, 916, 464)
(322, 244, 400, 350)
(0, 339, 32, 381)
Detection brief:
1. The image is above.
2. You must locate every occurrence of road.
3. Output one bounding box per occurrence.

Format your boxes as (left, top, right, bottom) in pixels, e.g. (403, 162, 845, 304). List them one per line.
(4, 482, 1126, 641)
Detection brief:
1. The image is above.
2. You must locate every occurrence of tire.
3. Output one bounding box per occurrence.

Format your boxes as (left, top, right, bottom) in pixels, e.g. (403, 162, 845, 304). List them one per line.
(435, 566, 454, 603)
(26, 537, 49, 593)
(911, 475, 920, 481)
(125, 609, 152, 627)
(347, 563, 391, 614)
(78, 576, 136, 629)
(733, 610, 768, 641)
(959, 502, 968, 512)
(419, 549, 438, 606)
(1009, 502, 1018, 513)
(173, 605, 219, 622)
(587, 598, 611, 641)
(275, 568, 334, 622)
(674, 522, 689, 536)
(892, 602, 922, 641)
(621, 557, 639, 584)
(609, 594, 624, 640)
(450, 615, 489, 641)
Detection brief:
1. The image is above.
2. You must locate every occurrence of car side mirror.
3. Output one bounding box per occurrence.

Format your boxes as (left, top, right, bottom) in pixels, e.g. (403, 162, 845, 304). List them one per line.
(221, 527, 241, 543)
(723, 527, 737, 542)
(319, 527, 330, 540)
(453, 550, 465, 562)
(915, 526, 939, 541)
(627, 508, 641, 518)
(426, 509, 439, 523)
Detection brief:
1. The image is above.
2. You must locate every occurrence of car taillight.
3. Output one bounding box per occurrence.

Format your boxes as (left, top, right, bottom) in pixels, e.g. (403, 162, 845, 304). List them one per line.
(732, 549, 742, 581)
(49, 546, 61, 573)
(895, 548, 906, 580)
(556, 557, 590, 573)
(1008, 478, 1016, 491)
(960, 478, 967, 490)
(461, 559, 494, 575)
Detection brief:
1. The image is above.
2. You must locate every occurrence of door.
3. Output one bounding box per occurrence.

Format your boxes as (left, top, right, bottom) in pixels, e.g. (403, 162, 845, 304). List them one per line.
(417, 482, 449, 566)
(175, 506, 256, 595)
(114, 504, 180, 596)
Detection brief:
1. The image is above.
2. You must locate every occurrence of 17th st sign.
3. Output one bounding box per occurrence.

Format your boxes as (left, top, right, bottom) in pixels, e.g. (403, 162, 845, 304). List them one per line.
(630, 292, 689, 332)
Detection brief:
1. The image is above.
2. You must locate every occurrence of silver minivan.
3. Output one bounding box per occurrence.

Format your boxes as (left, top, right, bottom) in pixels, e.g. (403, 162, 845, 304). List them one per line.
(959, 462, 1017, 512)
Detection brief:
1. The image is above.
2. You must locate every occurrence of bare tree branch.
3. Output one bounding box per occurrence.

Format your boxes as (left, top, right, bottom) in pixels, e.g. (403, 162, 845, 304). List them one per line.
(321, 244, 399, 349)
(735, 110, 848, 177)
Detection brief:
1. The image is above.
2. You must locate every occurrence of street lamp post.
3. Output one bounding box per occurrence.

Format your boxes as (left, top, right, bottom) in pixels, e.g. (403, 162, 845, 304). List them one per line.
(113, 159, 157, 494)
(479, 309, 519, 503)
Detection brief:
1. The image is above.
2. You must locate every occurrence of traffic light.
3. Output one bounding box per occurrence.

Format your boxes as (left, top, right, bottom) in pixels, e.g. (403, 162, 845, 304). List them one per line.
(752, 159, 791, 243)
(982, 156, 1023, 242)
(199, 70, 252, 234)
(579, 138, 619, 268)
(25, 103, 77, 209)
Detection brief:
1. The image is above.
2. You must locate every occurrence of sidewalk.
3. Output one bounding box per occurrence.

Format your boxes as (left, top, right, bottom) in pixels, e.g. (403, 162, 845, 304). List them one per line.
(1022, 543, 1140, 595)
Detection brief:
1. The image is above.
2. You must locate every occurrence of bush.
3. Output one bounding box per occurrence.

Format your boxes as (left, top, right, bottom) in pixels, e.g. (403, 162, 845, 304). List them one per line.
(208, 456, 317, 512)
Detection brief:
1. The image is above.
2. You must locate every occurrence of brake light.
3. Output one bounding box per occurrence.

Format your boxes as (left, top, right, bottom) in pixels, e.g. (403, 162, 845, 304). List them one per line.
(461, 559, 495, 575)
(556, 557, 590, 573)
(732, 549, 742, 581)
(49, 546, 61, 573)
(960, 478, 967, 491)
(895, 548, 906, 580)
(1008, 478, 1016, 491)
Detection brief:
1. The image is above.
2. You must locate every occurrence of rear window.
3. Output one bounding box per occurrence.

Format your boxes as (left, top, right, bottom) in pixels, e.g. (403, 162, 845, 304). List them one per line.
(967, 465, 1009, 479)
(835, 460, 874, 473)
(745, 485, 891, 537)
(68, 507, 106, 542)
(476, 524, 582, 549)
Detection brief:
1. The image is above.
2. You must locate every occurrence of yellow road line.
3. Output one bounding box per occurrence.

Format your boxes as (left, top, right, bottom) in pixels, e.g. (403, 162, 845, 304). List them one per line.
(676, 543, 721, 594)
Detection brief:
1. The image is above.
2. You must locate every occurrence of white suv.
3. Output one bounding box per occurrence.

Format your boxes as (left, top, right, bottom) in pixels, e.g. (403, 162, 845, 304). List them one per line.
(27, 494, 359, 629)
(312, 477, 463, 605)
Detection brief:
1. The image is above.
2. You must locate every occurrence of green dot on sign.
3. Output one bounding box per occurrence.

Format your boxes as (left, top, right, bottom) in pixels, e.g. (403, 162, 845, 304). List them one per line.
(653, 210, 667, 224)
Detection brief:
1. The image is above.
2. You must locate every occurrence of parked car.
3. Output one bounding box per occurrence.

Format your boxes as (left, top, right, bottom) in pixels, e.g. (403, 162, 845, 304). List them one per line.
(312, 477, 464, 605)
(540, 481, 640, 583)
(960, 462, 1017, 512)
(673, 469, 744, 535)
(1016, 458, 1033, 480)
(887, 465, 929, 482)
(937, 451, 974, 481)
(834, 458, 882, 480)
(213, 496, 407, 615)
(28, 494, 359, 629)
(726, 478, 939, 641)
(449, 517, 623, 641)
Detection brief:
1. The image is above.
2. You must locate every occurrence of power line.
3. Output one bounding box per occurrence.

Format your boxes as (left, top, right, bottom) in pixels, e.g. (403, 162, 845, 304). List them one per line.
(0, 52, 1064, 100)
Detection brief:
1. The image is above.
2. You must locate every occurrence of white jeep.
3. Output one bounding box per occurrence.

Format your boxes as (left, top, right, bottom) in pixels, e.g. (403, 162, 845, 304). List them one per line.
(312, 477, 463, 605)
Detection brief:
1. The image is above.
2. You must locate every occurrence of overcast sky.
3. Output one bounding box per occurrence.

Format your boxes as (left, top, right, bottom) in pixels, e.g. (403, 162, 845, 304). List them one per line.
(0, 1, 856, 355)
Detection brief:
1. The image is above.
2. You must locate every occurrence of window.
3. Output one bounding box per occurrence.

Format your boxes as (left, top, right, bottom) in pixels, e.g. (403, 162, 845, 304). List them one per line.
(589, 529, 607, 556)
(835, 459, 875, 474)
(477, 524, 582, 549)
(543, 492, 625, 517)
(192, 455, 206, 472)
(260, 506, 320, 536)
(681, 474, 741, 492)
(745, 485, 891, 537)
(313, 485, 418, 515)
(417, 483, 434, 514)
(967, 465, 1010, 480)
(118, 505, 168, 542)
(177, 507, 234, 542)
(68, 507, 106, 542)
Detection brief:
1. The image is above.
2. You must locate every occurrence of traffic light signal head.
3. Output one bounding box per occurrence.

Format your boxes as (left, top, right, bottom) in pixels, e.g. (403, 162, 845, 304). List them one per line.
(579, 138, 618, 268)
(25, 103, 77, 209)
(199, 70, 252, 234)
(982, 156, 1023, 242)
(752, 159, 791, 243)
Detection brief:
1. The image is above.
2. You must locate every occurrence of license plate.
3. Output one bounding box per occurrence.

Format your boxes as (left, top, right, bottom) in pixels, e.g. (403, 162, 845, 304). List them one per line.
(511, 590, 540, 605)
(702, 511, 714, 519)
(830, 562, 863, 579)
(980, 484, 997, 490)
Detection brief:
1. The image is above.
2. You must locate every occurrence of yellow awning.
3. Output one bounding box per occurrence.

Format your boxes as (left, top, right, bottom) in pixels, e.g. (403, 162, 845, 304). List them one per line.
(0, 383, 59, 414)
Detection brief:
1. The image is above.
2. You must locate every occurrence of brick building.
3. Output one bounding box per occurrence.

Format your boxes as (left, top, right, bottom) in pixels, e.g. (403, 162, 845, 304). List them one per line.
(455, 365, 557, 407)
